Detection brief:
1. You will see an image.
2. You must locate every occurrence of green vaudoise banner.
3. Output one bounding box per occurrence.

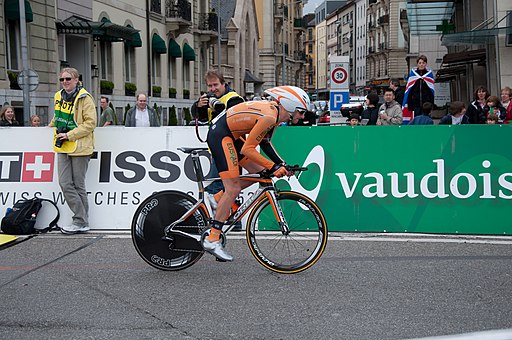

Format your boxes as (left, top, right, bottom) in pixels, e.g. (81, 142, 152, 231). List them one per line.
(271, 125, 512, 235)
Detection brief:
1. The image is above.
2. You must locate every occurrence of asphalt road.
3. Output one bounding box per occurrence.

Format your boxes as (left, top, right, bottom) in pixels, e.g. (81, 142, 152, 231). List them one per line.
(1, 232, 512, 340)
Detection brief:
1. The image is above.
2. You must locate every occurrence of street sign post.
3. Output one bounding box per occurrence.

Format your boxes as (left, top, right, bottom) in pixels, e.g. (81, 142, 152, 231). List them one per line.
(329, 56, 350, 124)
(17, 69, 39, 92)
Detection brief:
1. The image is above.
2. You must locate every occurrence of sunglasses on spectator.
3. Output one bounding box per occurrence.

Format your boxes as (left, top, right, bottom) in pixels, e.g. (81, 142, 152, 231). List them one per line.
(59, 77, 73, 82)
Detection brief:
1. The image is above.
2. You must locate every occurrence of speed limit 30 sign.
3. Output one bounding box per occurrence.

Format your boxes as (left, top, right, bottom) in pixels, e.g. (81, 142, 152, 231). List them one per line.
(331, 67, 347, 85)
(329, 56, 349, 90)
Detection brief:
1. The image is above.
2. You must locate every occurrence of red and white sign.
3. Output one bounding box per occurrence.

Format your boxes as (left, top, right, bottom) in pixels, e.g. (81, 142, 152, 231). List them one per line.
(331, 67, 348, 85)
(329, 56, 350, 90)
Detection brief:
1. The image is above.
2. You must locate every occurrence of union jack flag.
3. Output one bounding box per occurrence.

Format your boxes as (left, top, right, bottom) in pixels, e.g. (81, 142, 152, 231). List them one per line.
(402, 68, 435, 110)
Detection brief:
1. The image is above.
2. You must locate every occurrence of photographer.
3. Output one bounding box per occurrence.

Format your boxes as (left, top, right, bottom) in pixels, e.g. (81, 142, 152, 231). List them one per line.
(49, 67, 96, 234)
(191, 69, 244, 124)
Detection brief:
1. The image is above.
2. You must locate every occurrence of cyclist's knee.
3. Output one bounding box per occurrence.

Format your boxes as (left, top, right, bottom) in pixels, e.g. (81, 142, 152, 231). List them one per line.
(223, 181, 241, 199)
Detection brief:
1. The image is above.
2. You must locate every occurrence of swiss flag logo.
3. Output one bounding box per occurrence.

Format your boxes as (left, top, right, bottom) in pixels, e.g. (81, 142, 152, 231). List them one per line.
(22, 152, 55, 182)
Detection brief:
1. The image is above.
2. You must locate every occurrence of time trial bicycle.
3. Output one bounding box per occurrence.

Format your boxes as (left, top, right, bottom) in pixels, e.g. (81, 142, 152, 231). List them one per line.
(131, 147, 328, 274)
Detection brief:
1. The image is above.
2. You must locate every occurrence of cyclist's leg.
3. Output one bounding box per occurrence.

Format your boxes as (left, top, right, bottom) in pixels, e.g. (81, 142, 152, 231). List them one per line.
(205, 158, 224, 195)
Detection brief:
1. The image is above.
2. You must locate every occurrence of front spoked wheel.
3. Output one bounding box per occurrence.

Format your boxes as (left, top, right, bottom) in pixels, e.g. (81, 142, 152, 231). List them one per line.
(131, 190, 209, 271)
(246, 191, 328, 274)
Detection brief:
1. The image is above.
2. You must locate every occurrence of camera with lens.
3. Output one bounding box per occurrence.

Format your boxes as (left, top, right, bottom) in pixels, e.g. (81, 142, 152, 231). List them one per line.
(54, 126, 70, 148)
(206, 92, 226, 113)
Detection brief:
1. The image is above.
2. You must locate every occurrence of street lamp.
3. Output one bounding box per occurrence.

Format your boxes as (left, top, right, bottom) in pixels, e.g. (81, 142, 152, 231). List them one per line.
(217, 0, 221, 69)
(281, 2, 286, 85)
(335, 20, 341, 56)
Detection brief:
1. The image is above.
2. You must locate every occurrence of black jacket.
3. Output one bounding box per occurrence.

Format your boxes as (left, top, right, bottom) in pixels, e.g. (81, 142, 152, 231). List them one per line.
(191, 86, 244, 123)
(360, 106, 379, 125)
(439, 115, 469, 125)
(466, 100, 487, 124)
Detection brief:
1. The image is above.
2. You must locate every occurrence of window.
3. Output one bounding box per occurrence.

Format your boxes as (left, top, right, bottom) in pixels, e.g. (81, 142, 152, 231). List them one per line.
(5, 19, 20, 70)
(183, 60, 190, 91)
(152, 53, 161, 84)
(168, 57, 177, 88)
(507, 11, 512, 46)
(100, 41, 113, 80)
(124, 44, 136, 82)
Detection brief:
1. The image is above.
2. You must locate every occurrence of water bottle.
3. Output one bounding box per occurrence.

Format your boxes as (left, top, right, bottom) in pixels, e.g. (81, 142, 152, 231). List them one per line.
(5, 207, 12, 216)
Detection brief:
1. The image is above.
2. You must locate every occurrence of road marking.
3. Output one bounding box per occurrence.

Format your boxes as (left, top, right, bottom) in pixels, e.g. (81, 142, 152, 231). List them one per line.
(38, 231, 512, 245)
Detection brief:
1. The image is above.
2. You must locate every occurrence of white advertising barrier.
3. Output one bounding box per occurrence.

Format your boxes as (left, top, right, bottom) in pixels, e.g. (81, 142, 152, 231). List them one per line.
(0, 126, 222, 229)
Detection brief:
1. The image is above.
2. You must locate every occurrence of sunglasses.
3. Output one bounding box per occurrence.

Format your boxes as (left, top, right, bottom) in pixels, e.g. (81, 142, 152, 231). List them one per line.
(59, 77, 73, 82)
(296, 108, 307, 114)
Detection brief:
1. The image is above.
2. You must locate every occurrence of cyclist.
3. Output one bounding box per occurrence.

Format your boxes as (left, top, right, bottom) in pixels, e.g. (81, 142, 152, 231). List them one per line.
(203, 85, 310, 261)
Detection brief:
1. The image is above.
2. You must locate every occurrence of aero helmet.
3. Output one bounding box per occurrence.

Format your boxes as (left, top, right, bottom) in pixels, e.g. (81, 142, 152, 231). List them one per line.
(264, 86, 310, 114)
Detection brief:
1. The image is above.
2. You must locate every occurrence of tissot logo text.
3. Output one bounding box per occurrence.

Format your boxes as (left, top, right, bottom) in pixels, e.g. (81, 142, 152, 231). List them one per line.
(0, 152, 55, 182)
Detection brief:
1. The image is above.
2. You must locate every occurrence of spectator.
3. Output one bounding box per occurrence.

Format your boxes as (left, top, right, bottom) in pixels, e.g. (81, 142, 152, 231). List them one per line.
(99, 96, 115, 127)
(191, 69, 244, 125)
(408, 102, 434, 125)
(484, 95, 506, 122)
(360, 92, 379, 125)
(403, 55, 435, 118)
(439, 101, 469, 125)
(377, 88, 403, 125)
(389, 79, 404, 106)
(30, 114, 41, 127)
(486, 113, 499, 124)
(500, 86, 512, 123)
(0, 105, 20, 126)
(49, 67, 96, 234)
(124, 93, 161, 127)
(466, 86, 489, 124)
(349, 113, 360, 126)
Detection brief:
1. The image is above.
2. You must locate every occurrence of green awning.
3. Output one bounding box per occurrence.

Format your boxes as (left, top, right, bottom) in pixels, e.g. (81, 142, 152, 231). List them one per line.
(152, 34, 166, 54)
(168, 39, 182, 57)
(5, 0, 33, 23)
(125, 25, 142, 48)
(183, 43, 196, 61)
(56, 15, 139, 42)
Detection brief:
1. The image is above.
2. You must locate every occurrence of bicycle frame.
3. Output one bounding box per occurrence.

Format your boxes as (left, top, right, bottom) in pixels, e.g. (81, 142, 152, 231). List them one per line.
(163, 148, 289, 242)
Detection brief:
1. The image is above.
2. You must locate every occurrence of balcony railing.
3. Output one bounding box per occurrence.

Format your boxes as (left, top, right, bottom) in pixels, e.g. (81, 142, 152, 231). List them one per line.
(275, 42, 289, 55)
(293, 50, 306, 61)
(274, 3, 288, 18)
(198, 12, 218, 31)
(151, 0, 161, 14)
(378, 14, 389, 25)
(165, 0, 191, 21)
(294, 18, 306, 29)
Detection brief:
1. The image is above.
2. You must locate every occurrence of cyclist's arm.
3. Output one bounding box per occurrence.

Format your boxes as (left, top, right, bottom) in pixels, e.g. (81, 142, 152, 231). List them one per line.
(241, 116, 277, 170)
(259, 130, 284, 165)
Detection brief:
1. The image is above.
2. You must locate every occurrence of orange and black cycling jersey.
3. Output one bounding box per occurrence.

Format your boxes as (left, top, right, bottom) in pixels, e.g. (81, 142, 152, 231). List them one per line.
(225, 101, 280, 170)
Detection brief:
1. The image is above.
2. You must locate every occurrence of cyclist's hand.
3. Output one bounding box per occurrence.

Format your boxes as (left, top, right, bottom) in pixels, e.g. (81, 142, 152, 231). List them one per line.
(270, 163, 289, 178)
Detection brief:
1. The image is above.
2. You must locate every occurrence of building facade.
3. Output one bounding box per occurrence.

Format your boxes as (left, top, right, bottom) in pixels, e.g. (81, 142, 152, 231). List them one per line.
(256, 0, 307, 89)
(366, 0, 408, 93)
(1, 0, 261, 125)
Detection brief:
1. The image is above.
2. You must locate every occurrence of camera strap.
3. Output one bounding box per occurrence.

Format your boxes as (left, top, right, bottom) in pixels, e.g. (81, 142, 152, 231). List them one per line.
(195, 117, 207, 143)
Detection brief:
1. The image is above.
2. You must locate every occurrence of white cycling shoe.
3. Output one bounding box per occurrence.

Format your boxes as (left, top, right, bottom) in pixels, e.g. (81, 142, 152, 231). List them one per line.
(202, 238, 233, 262)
